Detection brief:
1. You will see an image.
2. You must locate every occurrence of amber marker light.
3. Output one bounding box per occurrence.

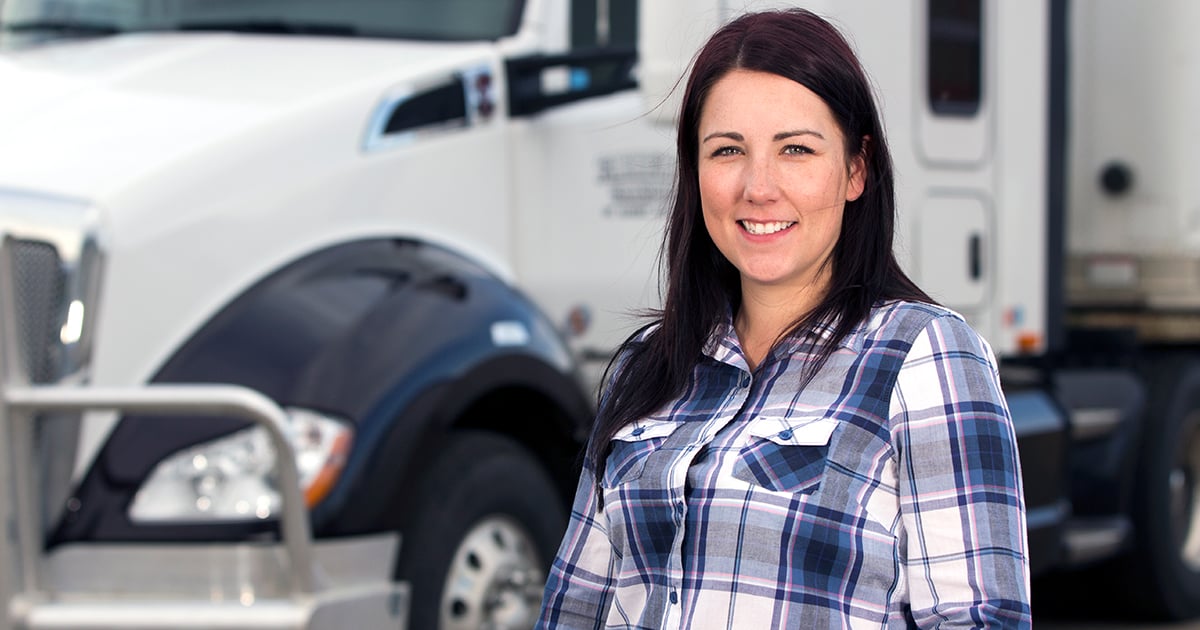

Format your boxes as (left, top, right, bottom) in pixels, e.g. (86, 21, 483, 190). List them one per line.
(304, 431, 353, 508)
(1017, 332, 1042, 355)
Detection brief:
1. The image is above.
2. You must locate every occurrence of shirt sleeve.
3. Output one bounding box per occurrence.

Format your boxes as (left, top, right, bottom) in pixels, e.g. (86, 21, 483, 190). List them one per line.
(537, 328, 653, 627)
(535, 463, 618, 629)
(889, 313, 1032, 628)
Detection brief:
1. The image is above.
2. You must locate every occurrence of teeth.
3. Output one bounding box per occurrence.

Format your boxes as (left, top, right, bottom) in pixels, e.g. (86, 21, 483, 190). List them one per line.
(740, 220, 794, 235)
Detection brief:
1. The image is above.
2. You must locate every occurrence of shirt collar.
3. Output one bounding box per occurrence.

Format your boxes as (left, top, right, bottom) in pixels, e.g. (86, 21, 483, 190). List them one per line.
(702, 301, 870, 368)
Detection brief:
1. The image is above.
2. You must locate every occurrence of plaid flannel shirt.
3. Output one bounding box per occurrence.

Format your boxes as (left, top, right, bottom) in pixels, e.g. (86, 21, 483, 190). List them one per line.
(538, 300, 1031, 629)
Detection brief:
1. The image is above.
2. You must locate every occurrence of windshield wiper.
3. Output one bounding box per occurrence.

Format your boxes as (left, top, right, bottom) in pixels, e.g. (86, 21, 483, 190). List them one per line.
(2, 20, 122, 35)
(176, 20, 358, 37)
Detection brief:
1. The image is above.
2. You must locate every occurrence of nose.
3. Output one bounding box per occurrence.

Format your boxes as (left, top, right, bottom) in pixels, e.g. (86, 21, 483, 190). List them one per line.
(742, 158, 780, 204)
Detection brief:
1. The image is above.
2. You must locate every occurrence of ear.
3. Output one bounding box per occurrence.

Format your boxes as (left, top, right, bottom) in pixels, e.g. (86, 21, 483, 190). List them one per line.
(845, 136, 869, 202)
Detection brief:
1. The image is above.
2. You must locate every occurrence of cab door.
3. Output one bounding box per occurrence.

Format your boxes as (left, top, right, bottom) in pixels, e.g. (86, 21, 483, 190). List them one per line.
(909, 0, 1049, 356)
(914, 0, 994, 319)
(508, 0, 674, 390)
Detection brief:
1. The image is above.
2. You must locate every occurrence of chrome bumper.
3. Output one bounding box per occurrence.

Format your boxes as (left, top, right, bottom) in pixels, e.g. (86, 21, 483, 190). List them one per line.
(0, 384, 409, 630)
(9, 535, 407, 630)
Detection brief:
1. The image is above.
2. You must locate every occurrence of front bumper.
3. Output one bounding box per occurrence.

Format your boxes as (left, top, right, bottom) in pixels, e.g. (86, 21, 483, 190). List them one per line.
(10, 535, 407, 630)
(0, 383, 408, 630)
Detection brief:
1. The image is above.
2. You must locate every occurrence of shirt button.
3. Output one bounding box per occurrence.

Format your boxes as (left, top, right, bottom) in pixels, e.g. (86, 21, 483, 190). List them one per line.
(778, 429, 793, 440)
(675, 502, 685, 516)
(669, 590, 679, 604)
(631, 426, 644, 436)
(739, 374, 751, 388)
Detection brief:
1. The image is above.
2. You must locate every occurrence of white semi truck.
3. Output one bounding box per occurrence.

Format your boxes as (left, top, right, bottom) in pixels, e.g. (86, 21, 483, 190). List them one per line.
(0, 0, 1193, 627)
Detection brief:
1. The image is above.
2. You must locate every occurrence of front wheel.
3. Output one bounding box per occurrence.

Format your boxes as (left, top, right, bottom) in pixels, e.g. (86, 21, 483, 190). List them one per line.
(1125, 356, 1200, 619)
(395, 431, 567, 629)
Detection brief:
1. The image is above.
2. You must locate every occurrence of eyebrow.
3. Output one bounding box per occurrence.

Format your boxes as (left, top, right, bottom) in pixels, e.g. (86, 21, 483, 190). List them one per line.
(701, 129, 826, 143)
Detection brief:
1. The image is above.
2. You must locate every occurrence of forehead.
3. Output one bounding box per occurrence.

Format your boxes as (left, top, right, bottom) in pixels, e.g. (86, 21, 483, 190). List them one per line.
(699, 69, 841, 136)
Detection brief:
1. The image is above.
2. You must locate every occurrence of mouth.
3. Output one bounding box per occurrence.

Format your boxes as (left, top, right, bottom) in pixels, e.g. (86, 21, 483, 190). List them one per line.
(739, 220, 795, 236)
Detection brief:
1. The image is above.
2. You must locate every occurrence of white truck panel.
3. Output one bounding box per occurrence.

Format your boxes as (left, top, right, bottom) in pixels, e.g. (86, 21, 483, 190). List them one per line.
(510, 91, 674, 390)
(1069, 0, 1200, 255)
(991, 0, 1048, 354)
(0, 35, 494, 198)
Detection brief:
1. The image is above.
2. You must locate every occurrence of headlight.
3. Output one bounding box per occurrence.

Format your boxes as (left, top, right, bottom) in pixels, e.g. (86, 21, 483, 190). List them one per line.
(128, 407, 353, 522)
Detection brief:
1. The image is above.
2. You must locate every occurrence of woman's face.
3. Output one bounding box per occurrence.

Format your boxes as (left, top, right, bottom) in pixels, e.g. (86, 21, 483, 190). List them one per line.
(698, 69, 865, 297)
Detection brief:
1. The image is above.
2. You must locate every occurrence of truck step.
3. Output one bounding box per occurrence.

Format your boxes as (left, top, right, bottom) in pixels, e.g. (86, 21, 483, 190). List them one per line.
(1062, 516, 1131, 567)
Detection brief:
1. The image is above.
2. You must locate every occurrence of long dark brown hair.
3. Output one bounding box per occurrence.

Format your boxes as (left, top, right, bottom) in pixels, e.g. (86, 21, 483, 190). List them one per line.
(586, 9, 933, 474)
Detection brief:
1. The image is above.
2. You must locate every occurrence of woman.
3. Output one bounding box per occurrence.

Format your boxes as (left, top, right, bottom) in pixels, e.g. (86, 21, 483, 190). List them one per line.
(538, 8, 1030, 629)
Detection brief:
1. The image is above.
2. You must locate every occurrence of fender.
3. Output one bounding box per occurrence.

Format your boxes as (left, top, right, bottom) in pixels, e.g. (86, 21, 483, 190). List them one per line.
(50, 238, 591, 544)
(317, 350, 593, 535)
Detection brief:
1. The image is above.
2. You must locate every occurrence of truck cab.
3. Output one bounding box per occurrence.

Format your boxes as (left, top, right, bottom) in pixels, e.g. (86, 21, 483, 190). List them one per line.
(0, 1, 671, 628)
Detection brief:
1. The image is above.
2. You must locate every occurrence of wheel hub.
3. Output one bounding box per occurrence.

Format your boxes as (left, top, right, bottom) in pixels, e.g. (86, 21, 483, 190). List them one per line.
(440, 515, 545, 630)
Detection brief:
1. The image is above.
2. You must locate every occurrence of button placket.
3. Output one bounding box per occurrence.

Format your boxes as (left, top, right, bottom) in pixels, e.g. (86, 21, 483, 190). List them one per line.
(664, 425, 692, 621)
(662, 372, 747, 626)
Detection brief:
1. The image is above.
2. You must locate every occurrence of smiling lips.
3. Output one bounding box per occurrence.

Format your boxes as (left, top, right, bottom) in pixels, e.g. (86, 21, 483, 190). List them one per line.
(739, 220, 796, 235)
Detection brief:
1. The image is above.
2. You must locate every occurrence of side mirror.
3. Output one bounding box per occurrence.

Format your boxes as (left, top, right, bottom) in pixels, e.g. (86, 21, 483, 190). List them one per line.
(505, 48, 637, 117)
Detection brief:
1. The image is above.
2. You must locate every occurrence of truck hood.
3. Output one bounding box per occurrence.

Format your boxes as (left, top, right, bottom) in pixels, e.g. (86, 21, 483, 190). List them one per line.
(0, 32, 490, 200)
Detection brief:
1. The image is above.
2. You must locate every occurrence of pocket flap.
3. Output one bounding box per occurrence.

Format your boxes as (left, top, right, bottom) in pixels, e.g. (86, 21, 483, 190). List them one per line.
(746, 416, 839, 446)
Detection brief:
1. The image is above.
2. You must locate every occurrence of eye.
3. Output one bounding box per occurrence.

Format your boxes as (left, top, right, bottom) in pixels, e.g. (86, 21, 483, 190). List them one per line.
(710, 145, 742, 158)
(782, 144, 814, 156)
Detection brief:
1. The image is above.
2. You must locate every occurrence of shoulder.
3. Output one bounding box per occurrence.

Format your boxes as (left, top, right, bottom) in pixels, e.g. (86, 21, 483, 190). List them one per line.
(857, 300, 959, 343)
(859, 301, 994, 360)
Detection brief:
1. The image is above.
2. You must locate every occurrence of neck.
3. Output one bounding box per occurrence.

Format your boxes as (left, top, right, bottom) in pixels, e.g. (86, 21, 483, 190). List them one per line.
(734, 280, 828, 371)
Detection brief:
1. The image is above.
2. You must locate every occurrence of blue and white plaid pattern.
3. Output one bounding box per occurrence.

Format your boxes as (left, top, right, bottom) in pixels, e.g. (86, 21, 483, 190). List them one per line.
(538, 301, 1031, 629)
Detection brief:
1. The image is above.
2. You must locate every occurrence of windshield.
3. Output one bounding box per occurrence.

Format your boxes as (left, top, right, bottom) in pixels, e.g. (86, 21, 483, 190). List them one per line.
(0, 0, 526, 42)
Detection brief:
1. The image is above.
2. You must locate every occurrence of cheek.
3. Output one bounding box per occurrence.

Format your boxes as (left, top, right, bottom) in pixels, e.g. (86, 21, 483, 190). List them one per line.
(698, 177, 727, 233)
(698, 164, 740, 207)
(820, 210, 845, 246)
(700, 199, 723, 245)
(788, 170, 848, 212)
(697, 170, 718, 208)
(806, 170, 842, 197)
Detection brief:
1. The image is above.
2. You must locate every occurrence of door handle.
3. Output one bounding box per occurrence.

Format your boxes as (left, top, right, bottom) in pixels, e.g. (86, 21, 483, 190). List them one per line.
(969, 233, 982, 281)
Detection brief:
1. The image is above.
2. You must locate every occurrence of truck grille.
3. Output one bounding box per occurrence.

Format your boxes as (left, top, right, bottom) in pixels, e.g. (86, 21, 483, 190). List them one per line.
(8, 238, 67, 384)
(0, 194, 104, 541)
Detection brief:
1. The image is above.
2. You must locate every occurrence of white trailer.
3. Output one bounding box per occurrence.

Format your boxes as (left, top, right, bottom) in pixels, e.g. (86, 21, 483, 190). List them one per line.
(0, 0, 1196, 626)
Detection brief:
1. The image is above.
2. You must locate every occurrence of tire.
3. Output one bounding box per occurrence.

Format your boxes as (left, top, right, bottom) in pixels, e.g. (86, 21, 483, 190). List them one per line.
(394, 431, 567, 630)
(1123, 356, 1200, 619)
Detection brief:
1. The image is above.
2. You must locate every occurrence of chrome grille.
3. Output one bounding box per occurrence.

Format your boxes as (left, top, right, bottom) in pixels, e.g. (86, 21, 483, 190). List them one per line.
(0, 194, 104, 545)
(8, 238, 66, 384)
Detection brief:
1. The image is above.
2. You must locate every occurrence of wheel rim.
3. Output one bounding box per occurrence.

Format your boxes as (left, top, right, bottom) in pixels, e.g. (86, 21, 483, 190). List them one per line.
(1172, 409, 1200, 570)
(439, 515, 545, 630)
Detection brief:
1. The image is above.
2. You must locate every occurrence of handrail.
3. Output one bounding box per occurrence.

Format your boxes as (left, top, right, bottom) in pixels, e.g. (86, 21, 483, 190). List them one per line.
(3, 384, 317, 596)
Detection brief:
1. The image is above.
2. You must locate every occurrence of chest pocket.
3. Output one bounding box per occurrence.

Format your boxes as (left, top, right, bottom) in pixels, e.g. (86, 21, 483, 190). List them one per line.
(732, 416, 839, 494)
(601, 419, 681, 488)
